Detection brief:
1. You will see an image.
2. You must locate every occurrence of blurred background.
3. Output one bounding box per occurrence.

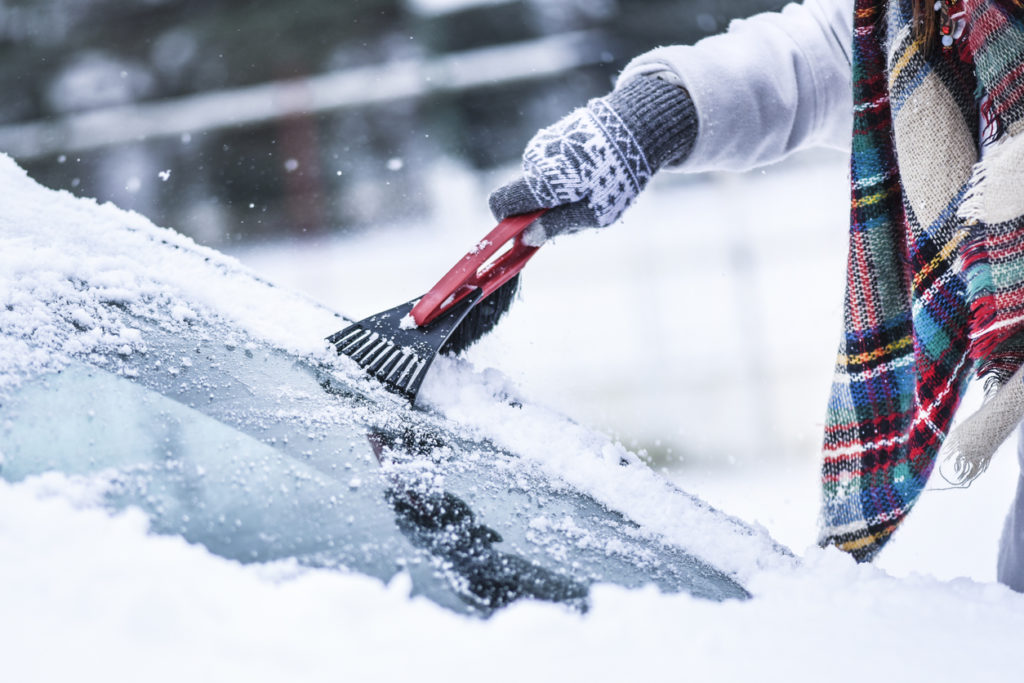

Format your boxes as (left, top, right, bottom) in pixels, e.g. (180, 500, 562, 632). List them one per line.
(1, 0, 790, 242)
(3, 0, 924, 558)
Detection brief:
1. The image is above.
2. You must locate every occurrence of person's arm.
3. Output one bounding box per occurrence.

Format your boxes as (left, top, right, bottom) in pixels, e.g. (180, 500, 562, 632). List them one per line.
(490, 0, 854, 240)
(619, 0, 853, 173)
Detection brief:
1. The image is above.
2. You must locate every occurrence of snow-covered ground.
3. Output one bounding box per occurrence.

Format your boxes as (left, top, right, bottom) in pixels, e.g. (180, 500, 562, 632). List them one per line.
(3, 151, 1024, 682)
(6, 470, 1024, 683)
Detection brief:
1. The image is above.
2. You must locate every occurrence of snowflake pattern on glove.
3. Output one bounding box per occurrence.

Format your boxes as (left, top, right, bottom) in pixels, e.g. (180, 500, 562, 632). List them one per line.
(522, 98, 653, 227)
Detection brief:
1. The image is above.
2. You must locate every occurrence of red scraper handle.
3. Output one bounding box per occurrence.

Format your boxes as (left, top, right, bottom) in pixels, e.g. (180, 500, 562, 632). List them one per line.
(411, 209, 546, 327)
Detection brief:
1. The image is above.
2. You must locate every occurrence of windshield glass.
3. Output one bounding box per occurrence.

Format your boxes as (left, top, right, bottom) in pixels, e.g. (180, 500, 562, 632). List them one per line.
(0, 319, 748, 614)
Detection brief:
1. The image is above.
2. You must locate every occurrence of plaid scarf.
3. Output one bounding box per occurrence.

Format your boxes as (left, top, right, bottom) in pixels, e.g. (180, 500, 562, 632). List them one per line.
(819, 0, 1024, 561)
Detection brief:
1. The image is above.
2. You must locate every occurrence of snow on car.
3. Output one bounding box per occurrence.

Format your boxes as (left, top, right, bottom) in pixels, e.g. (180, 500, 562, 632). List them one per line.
(2, 153, 1024, 682)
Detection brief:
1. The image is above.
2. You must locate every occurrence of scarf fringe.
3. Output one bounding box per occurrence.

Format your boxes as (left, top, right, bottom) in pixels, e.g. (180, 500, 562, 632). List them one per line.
(939, 361, 1024, 487)
(957, 158, 990, 226)
(957, 133, 1024, 361)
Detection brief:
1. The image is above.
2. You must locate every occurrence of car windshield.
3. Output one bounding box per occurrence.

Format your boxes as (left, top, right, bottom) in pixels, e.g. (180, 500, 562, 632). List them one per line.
(0, 152, 790, 615)
(0, 316, 749, 614)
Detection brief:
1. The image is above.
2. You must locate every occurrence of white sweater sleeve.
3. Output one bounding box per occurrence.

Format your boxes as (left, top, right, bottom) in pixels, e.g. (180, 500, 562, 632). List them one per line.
(617, 0, 854, 173)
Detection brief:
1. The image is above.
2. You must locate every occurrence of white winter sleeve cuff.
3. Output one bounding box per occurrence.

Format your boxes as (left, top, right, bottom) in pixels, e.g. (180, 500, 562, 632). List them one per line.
(617, 0, 854, 174)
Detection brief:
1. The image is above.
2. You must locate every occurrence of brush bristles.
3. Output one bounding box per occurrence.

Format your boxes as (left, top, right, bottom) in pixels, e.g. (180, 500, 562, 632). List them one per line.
(331, 324, 429, 396)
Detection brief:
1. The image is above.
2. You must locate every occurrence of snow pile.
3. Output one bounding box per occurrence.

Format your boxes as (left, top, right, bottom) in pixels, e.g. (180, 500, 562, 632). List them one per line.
(0, 153, 338, 395)
(420, 356, 790, 581)
(4, 473, 1024, 683)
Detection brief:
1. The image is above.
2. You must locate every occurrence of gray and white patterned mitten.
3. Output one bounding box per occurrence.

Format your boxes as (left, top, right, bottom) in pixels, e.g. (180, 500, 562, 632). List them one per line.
(489, 75, 697, 243)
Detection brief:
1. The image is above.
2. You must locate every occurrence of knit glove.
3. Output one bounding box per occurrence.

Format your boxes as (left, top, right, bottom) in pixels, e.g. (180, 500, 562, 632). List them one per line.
(489, 75, 697, 243)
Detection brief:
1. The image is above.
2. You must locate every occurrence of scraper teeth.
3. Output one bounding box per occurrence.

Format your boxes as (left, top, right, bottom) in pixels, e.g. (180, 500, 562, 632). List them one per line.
(373, 347, 404, 379)
(383, 352, 415, 384)
(397, 358, 426, 394)
(363, 342, 398, 374)
(334, 328, 372, 355)
(350, 334, 385, 363)
(328, 289, 481, 400)
(328, 326, 364, 347)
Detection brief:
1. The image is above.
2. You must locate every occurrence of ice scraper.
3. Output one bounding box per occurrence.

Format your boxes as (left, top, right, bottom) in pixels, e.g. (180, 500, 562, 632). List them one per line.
(327, 210, 545, 401)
